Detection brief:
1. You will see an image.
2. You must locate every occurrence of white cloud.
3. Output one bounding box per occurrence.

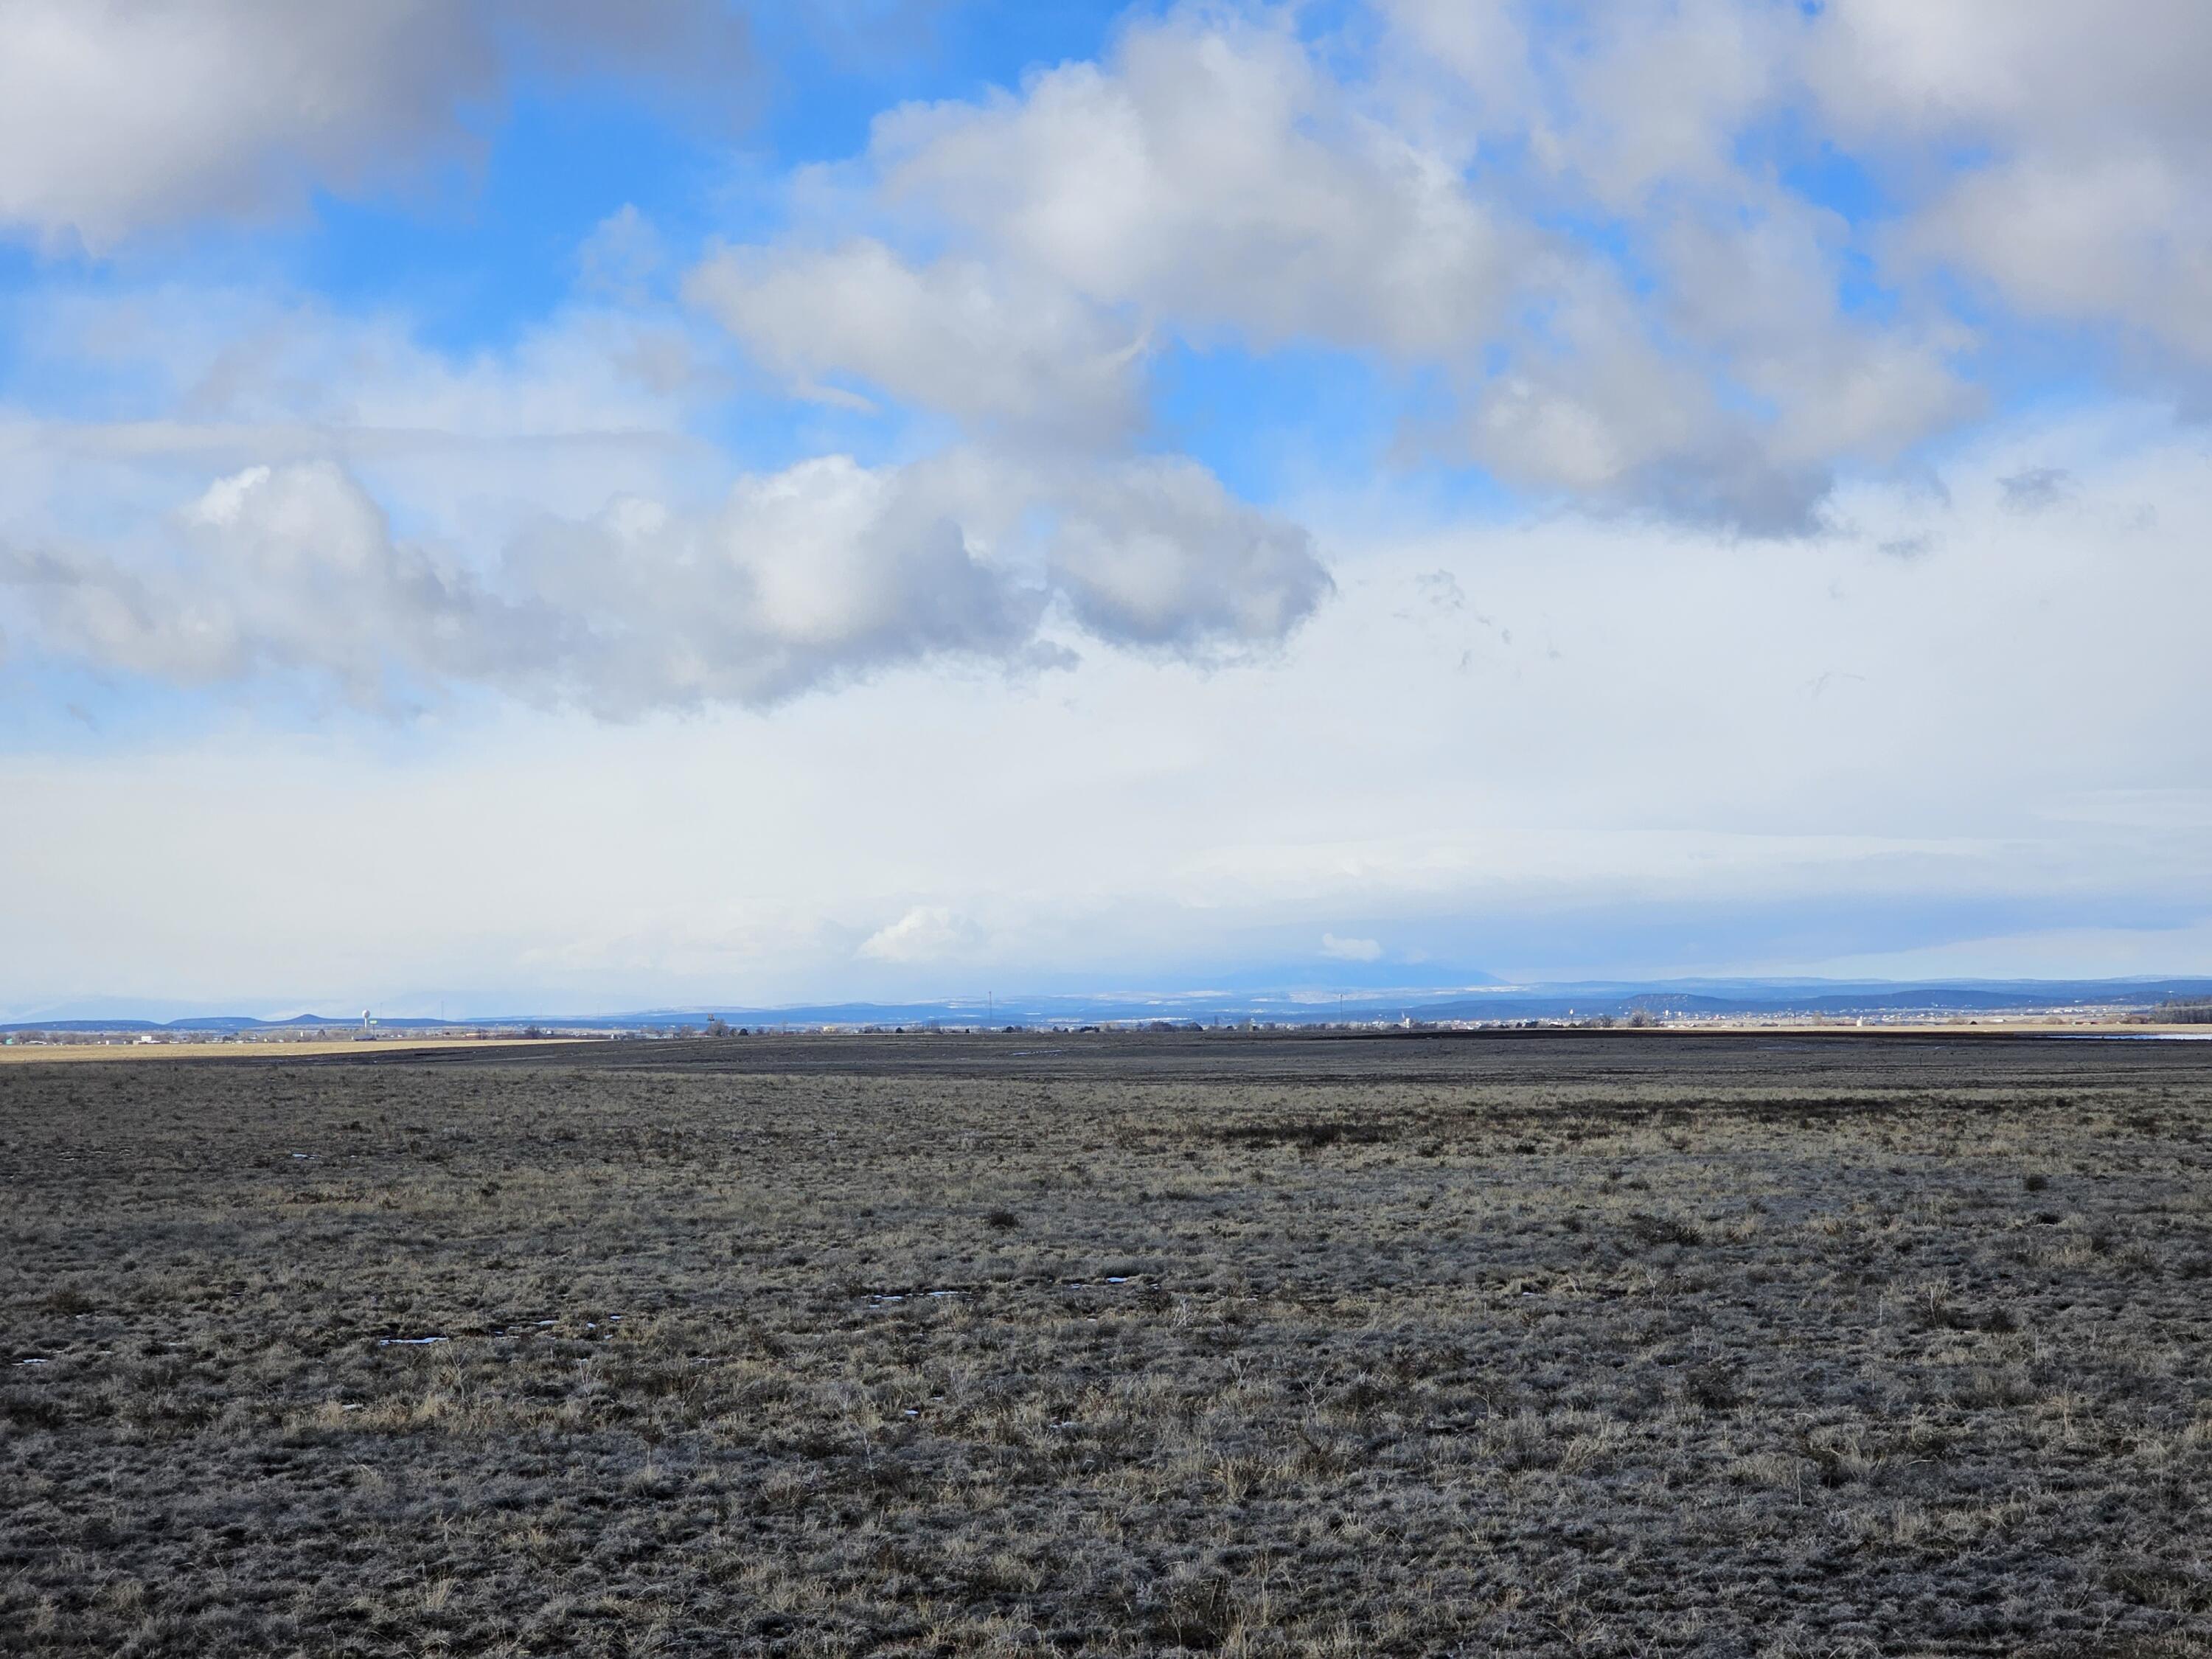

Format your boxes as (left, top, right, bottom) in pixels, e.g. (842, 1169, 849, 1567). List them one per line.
(1320, 933, 1382, 962)
(0, 1, 751, 251)
(2, 453, 1047, 715)
(1792, 1, 2212, 372)
(7, 0, 2211, 750)
(1380, 0, 2212, 386)
(682, 0, 2207, 535)
(2, 459, 503, 700)
(7, 408, 2209, 1009)
(505, 454, 1051, 714)
(858, 906, 978, 964)
(872, 10, 1527, 359)
(576, 204, 671, 305)
(0, 284, 754, 638)
(680, 4, 1995, 535)
(687, 237, 1147, 442)
(10, 0, 2210, 543)
(0, 444, 1335, 713)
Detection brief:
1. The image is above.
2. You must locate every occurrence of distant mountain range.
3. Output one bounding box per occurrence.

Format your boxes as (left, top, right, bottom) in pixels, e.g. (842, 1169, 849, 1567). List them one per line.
(6, 976, 2211, 1034)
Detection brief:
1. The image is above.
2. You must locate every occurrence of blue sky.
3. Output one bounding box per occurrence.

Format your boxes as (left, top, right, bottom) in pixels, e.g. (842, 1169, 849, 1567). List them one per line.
(1, 0, 2208, 1017)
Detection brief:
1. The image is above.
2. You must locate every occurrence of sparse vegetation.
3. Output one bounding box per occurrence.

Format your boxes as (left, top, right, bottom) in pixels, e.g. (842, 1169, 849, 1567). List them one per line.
(4, 1030, 2211, 1656)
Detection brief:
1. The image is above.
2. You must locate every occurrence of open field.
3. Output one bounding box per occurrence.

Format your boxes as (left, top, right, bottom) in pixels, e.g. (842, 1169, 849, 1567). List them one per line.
(1, 1025, 2200, 1068)
(4, 1030, 2211, 1656)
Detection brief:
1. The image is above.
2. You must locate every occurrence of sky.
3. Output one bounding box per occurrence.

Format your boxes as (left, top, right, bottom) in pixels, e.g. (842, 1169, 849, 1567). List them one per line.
(1, 0, 2209, 1018)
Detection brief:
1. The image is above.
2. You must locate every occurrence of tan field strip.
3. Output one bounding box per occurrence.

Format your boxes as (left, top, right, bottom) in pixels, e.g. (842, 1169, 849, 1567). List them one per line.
(0, 1037, 588, 1063)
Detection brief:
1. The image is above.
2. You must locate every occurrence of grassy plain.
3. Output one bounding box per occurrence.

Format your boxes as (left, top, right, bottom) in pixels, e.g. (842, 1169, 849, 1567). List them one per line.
(4, 1030, 2211, 1656)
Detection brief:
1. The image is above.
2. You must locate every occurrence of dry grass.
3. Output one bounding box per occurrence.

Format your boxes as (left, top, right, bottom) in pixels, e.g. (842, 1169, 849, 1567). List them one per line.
(0, 1038, 583, 1065)
(3, 1029, 2211, 1656)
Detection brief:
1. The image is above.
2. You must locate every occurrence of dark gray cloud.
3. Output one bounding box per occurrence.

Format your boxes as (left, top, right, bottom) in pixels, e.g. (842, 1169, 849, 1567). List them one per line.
(1999, 467, 2076, 515)
(0, 1, 753, 249)
(1048, 461, 1333, 655)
